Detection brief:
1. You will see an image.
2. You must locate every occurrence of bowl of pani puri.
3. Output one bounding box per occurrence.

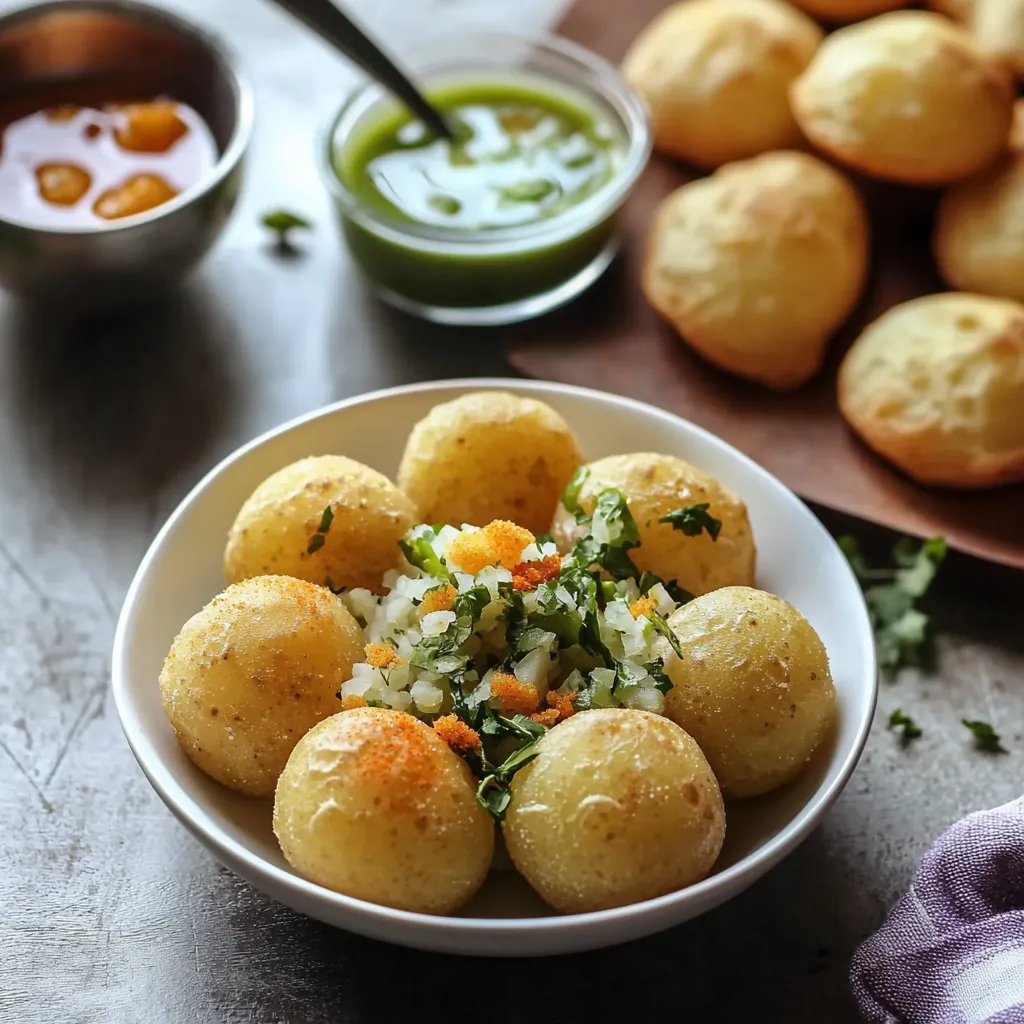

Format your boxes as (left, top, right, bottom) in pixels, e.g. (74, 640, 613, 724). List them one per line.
(112, 379, 876, 955)
(322, 32, 651, 326)
(0, 1, 252, 305)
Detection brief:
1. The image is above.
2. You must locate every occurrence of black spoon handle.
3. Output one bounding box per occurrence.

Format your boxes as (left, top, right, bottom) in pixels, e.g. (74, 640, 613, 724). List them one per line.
(269, 0, 453, 139)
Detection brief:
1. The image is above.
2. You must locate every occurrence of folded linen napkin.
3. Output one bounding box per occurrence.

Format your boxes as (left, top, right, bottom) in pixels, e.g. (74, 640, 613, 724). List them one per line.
(851, 797, 1024, 1024)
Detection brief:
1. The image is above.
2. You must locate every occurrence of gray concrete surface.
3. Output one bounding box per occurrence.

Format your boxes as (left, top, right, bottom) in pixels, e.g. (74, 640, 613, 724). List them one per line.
(2, 0, 1023, 1020)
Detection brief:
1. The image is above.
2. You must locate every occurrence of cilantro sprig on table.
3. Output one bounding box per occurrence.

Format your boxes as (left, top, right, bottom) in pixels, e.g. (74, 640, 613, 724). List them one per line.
(839, 534, 946, 678)
(962, 719, 1008, 754)
(262, 209, 312, 248)
(888, 709, 922, 744)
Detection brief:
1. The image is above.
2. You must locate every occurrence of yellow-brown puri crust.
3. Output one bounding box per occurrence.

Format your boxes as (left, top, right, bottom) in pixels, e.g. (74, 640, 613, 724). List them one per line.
(790, 12, 1014, 186)
(664, 587, 836, 800)
(925, 0, 972, 20)
(502, 709, 725, 913)
(273, 708, 494, 915)
(642, 151, 869, 390)
(396, 390, 582, 536)
(551, 452, 756, 597)
(789, 0, 908, 20)
(838, 293, 1024, 488)
(935, 154, 1024, 304)
(621, 0, 823, 169)
(159, 576, 365, 796)
(224, 455, 418, 594)
(970, 0, 1024, 80)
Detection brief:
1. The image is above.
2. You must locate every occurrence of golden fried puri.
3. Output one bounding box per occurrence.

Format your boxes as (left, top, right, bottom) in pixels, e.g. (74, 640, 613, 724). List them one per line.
(791, 12, 1013, 185)
(839, 293, 1024, 487)
(551, 452, 756, 596)
(622, 0, 823, 168)
(643, 151, 868, 389)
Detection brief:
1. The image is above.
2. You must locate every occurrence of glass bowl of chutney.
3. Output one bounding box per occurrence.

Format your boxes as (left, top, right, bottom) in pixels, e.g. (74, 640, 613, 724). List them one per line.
(322, 33, 651, 326)
(0, 1, 252, 309)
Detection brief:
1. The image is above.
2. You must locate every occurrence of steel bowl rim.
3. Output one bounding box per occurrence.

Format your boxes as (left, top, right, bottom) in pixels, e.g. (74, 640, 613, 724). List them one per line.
(0, 0, 254, 237)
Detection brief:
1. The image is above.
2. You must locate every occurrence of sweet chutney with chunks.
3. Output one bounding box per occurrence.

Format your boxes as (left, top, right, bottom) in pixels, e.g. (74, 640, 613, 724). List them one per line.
(0, 95, 217, 228)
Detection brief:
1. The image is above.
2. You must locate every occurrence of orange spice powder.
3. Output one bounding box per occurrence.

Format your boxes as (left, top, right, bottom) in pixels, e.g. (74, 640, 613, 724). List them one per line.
(432, 714, 481, 752)
(546, 689, 578, 722)
(511, 554, 562, 593)
(446, 520, 536, 574)
(364, 643, 397, 669)
(489, 671, 540, 715)
(420, 582, 457, 614)
(530, 708, 560, 727)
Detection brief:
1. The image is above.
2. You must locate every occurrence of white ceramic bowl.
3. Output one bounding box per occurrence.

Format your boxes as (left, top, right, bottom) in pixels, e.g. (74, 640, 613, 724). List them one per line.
(112, 379, 876, 956)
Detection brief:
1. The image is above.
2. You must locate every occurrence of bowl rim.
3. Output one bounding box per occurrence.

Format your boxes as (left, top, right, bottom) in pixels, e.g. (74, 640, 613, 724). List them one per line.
(111, 378, 878, 943)
(317, 31, 652, 256)
(0, 0, 254, 236)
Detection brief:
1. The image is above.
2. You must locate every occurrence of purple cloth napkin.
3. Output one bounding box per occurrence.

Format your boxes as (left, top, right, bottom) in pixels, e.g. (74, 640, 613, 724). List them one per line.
(851, 797, 1024, 1023)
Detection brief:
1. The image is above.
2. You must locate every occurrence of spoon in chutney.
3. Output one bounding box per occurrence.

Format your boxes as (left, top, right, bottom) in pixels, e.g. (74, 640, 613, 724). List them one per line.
(268, 0, 455, 139)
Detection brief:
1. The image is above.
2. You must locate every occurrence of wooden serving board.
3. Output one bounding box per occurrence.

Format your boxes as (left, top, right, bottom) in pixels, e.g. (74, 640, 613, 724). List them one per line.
(503, 0, 1024, 569)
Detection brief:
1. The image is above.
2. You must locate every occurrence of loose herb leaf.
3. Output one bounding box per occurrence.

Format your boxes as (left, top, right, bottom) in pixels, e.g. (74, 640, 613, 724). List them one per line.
(658, 503, 722, 541)
(399, 534, 452, 581)
(648, 610, 683, 660)
(317, 505, 335, 534)
(593, 489, 641, 548)
(453, 584, 491, 624)
(262, 209, 312, 246)
(535, 533, 555, 547)
(887, 708, 922, 744)
(306, 505, 334, 554)
(963, 719, 1008, 754)
(839, 534, 946, 678)
(476, 776, 511, 820)
(562, 466, 591, 523)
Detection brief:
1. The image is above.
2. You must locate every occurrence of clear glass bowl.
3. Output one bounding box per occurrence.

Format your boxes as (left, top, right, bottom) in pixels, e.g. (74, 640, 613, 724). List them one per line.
(321, 32, 651, 326)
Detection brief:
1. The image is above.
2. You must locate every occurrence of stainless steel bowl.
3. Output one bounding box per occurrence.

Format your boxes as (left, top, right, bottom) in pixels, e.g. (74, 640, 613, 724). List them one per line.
(0, 0, 253, 307)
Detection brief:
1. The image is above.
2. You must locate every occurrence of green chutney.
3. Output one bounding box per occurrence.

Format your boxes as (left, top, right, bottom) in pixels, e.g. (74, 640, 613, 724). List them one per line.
(331, 79, 629, 316)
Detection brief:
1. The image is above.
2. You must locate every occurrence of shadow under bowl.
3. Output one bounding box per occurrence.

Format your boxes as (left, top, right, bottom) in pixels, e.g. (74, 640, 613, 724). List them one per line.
(0, 0, 253, 310)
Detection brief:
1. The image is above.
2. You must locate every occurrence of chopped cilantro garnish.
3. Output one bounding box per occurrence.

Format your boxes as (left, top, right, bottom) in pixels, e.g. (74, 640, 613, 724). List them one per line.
(399, 532, 452, 581)
(887, 709, 922, 744)
(648, 609, 683, 659)
(306, 505, 334, 555)
(561, 467, 591, 523)
(658, 503, 722, 540)
(840, 534, 946, 678)
(962, 719, 1007, 754)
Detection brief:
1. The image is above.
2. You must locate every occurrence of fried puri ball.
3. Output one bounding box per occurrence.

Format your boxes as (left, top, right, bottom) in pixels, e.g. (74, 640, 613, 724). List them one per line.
(224, 455, 418, 593)
(551, 452, 756, 596)
(273, 708, 494, 914)
(502, 709, 725, 913)
(925, 0, 972, 19)
(791, 12, 1014, 185)
(643, 151, 868, 389)
(968, 0, 1024, 80)
(788, 0, 908, 20)
(621, 0, 823, 169)
(838, 293, 1024, 487)
(664, 587, 836, 799)
(159, 576, 364, 796)
(935, 154, 1024, 304)
(396, 391, 582, 535)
